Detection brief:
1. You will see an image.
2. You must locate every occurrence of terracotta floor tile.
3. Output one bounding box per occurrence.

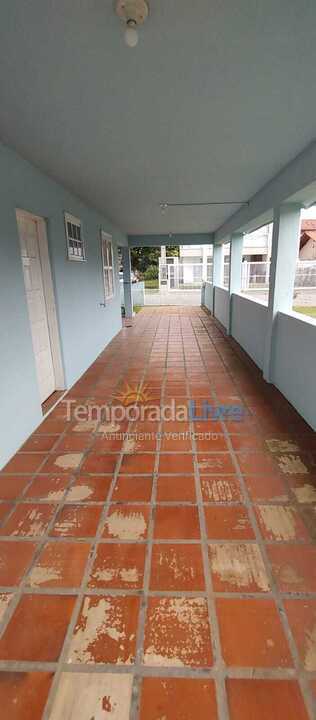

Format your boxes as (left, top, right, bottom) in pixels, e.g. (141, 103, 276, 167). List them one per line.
(0, 593, 13, 621)
(88, 543, 146, 589)
(275, 453, 312, 476)
(267, 544, 316, 592)
(140, 678, 218, 720)
(150, 544, 205, 591)
(230, 434, 266, 451)
(0, 503, 55, 537)
(41, 453, 84, 474)
(209, 543, 270, 593)
(1, 453, 47, 474)
(0, 542, 36, 585)
(20, 435, 58, 452)
(156, 475, 196, 502)
(55, 433, 93, 452)
(217, 598, 292, 667)
(49, 672, 133, 720)
(0, 595, 75, 661)
(26, 541, 91, 588)
(112, 475, 153, 502)
(161, 434, 193, 452)
(0, 476, 30, 500)
(51, 504, 102, 538)
(79, 453, 118, 474)
(35, 418, 66, 434)
(103, 505, 149, 540)
(197, 453, 235, 474)
(195, 434, 228, 452)
(143, 596, 212, 667)
(236, 452, 278, 474)
(0, 672, 54, 720)
(159, 454, 194, 474)
(245, 474, 289, 502)
(120, 454, 156, 474)
(65, 475, 112, 502)
(0, 503, 12, 524)
(24, 474, 70, 501)
(255, 504, 310, 542)
(201, 476, 242, 502)
(154, 505, 200, 539)
(287, 476, 316, 504)
(67, 595, 139, 664)
(284, 599, 316, 671)
(204, 506, 255, 540)
(92, 434, 124, 452)
(226, 679, 309, 720)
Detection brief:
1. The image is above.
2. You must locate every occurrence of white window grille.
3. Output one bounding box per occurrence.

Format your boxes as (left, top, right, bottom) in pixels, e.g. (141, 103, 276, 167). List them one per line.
(101, 231, 115, 301)
(64, 212, 86, 261)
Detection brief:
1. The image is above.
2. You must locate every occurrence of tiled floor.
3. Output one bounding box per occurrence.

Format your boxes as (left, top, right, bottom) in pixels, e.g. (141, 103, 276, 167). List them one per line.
(0, 306, 315, 719)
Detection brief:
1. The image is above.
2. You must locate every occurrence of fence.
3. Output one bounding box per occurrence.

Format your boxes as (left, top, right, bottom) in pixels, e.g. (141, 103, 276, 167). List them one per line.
(159, 262, 204, 290)
(241, 260, 316, 292)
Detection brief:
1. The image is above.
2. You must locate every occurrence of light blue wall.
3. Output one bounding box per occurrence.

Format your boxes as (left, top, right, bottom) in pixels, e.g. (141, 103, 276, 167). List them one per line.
(214, 286, 229, 330)
(203, 281, 214, 313)
(273, 311, 316, 430)
(0, 142, 127, 469)
(231, 294, 268, 370)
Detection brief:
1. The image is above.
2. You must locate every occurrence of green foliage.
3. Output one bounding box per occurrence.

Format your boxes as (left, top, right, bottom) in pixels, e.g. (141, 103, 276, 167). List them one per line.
(143, 264, 159, 280)
(131, 245, 179, 276)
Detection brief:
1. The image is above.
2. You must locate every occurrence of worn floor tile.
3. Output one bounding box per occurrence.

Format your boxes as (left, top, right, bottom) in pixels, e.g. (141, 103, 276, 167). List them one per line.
(267, 544, 316, 593)
(236, 452, 277, 475)
(150, 544, 205, 591)
(209, 543, 270, 593)
(140, 677, 218, 719)
(143, 596, 212, 667)
(255, 504, 310, 542)
(0, 595, 75, 661)
(0, 503, 12, 524)
(80, 453, 119, 474)
(26, 542, 90, 588)
(0, 672, 54, 720)
(0, 504, 55, 537)
(65, 475, 112, 502)
(217, 598, 292, 667)
(197, 453, 235, 474)
(51, 504, 102, 538)
(154, 506, 200, 539)
(0, 541, 36, 586)
(284, 600, 316, 671)
(88, 543, 146, 589)
(24, 475, 70, 501)
(21, 435, 59, 453)
(156, 475, 196, 502)
(41, 453, 84, 473)
(55, 433, 93, 453)
(201, 476, 242, 502)
(245, 474, 289, 502)
(49, 672, 133, 720)
(204, 506, 255, 540)
(1, 453, 47, 474)
(0, 593, 13, 621)
(103, 505, 149, 540)
(120, 454, 156, 474)
(112, 475, 153, 502)
(226, 679, 309, 720)
(67, 595, 139, 664)
(287, 477, 316, 504)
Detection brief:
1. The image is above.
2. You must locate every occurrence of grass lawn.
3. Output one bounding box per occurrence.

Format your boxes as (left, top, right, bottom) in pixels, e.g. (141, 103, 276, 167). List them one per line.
(293, 306, 316, 319)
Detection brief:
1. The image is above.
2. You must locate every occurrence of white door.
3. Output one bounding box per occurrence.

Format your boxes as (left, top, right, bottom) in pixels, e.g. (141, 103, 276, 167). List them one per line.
(17, 214, 56, 402)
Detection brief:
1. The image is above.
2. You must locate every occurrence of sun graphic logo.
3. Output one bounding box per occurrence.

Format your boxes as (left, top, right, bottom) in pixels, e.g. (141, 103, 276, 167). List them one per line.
(113, 382, 152, 407)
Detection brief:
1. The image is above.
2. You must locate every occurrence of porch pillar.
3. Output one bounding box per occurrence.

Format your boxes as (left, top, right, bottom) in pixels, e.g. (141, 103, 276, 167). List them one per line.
(263, 203, 301, 382)
(228, 231, 244, 335)
(122, 246, 133, 321)
(212, 243, 224, 317)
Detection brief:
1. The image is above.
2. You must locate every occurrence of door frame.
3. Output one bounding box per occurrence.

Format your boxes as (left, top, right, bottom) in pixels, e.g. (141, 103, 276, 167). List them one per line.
(16, 208, 65, 393)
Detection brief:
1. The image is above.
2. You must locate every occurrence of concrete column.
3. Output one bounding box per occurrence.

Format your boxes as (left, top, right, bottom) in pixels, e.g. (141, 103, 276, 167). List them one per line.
(122, 246, 133, 320)
(263, 203, 301, 381)
(202, 244, 208, 281)
(228, 232, 244, 335)
(212, 243, 224, 318)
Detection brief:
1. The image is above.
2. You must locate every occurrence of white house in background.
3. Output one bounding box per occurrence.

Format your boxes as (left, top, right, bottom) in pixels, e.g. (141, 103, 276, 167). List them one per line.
(179, 224, 273, 266)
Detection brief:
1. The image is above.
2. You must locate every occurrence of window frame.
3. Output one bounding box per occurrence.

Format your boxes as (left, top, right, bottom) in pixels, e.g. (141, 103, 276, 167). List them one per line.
(101, 230, 115, 302)
(64, 212, 86, 262)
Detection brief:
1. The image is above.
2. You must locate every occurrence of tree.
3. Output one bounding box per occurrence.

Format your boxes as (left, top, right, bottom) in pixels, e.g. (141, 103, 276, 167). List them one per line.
(131, 246, 179, 276)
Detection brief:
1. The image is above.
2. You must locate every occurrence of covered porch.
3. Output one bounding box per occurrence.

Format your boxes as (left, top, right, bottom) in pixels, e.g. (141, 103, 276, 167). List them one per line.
(0, 306, 315, 718)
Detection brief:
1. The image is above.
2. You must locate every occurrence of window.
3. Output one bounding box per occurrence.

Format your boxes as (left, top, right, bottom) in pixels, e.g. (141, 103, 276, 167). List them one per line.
(101, 231, 115, 301)
(64, 213, 86, 261)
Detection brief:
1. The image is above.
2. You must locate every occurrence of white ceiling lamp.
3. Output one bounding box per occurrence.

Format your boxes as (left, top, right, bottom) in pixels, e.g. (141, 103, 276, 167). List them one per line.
(116, 0, 149, 48)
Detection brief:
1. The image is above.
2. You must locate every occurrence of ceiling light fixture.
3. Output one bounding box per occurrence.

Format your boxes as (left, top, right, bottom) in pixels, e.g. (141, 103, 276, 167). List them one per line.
(116, 0, 149, 48)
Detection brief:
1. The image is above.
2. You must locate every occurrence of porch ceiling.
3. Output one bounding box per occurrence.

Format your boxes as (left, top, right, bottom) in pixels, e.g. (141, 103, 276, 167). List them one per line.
(0, 1, 315, 235)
